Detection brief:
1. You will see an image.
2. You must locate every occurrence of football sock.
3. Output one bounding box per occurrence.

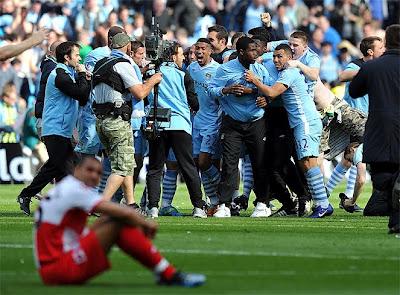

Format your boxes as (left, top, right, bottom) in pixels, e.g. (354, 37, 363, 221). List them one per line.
(345, 165, 357, 199)
(306, 167, 329, 208)
(117, 226, 176, 281)
(201, 165, 220, 206)
(161, 169, 178, 208)
(242, 155, 253, 199)
(326, 163, 348, 195)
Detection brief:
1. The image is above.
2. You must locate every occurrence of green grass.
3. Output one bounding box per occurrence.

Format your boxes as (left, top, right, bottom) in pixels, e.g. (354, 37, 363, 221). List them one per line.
(1, 183, 399, 295)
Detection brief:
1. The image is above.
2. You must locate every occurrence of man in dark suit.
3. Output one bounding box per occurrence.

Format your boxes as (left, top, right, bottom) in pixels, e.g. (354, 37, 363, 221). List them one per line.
(349, 24, 400, 234)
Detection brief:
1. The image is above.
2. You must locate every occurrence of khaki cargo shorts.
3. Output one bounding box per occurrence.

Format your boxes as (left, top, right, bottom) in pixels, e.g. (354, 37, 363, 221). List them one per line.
(96, 116, 135, 176)
(320, 97, 366, 160)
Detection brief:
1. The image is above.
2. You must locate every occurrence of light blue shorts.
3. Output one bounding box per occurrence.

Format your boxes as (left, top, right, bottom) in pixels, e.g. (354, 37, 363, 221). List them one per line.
(167, 148, 177, 162)
(293, 119, 322, 160)
(192, 127, 221, 159)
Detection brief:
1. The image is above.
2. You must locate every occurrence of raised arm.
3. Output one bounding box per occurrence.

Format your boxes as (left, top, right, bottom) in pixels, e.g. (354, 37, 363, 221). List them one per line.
(0, 28, 49, 61)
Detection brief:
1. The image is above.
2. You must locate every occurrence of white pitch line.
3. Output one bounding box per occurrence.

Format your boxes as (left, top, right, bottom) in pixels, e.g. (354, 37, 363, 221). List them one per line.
(1, 244, 399, 262)
(1, 270, 396, 277)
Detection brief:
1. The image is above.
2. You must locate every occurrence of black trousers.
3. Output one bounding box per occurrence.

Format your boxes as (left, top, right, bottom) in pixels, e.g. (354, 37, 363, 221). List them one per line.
(146, 130, 204, 209)
(265, 108, 309, 201)
(19, 135, 74, 199)
(218, 115, 268, 205)
(370, 162, 400, 229)
(364, 189, 390, 216)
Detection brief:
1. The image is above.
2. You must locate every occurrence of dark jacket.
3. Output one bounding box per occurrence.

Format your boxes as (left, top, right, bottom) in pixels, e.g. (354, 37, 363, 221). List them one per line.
(349, 49, 400, 164)
(35, 55, 57, 118)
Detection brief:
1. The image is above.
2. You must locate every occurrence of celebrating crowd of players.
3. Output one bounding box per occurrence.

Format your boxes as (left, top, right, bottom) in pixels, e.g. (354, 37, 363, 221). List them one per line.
(16, 14, 392, 222)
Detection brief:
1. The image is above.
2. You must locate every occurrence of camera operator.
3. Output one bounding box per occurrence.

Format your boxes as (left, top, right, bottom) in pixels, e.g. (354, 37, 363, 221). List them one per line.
(92, 32, 162, 207)
(145, 42, 207, 218)
(17, 41, 91, 215)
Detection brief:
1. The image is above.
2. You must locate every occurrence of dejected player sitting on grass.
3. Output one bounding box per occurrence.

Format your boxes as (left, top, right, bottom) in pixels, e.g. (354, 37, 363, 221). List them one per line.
(33, 156, 205, 287)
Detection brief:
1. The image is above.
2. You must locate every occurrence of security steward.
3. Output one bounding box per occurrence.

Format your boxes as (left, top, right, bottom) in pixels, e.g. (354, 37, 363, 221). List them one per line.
(92, 32, 162, 205)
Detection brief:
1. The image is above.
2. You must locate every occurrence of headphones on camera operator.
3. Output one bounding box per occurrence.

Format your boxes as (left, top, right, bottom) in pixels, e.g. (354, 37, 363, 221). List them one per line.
(142, 17, 173, 141)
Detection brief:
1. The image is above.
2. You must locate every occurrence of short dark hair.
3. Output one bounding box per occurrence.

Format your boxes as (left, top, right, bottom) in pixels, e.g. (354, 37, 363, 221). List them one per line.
(196, 38, 212, 46)
(56, 41, 80, 63)
(171, 41, 182, 56)
(385, 24, 400, 50)
(321, 41, 332, 47)
(208, 25, 229, 43)
(252, 35, 268, 44)
(359, 36, 382, 56)
(275, 44, 293, 57)
(248, 27, 270, 41)
(290, 30, 308, 44)
(231, 32, 246, 45)
(236, 36, 255, 51)
(131, 40, 144, 53)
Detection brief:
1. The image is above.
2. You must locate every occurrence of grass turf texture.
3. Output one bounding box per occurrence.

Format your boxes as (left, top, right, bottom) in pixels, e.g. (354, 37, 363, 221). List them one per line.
(1, 183, 399, 295)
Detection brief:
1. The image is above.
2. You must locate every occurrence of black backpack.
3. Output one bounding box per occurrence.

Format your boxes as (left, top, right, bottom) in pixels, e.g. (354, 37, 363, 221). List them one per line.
(92, 57, 130, 93)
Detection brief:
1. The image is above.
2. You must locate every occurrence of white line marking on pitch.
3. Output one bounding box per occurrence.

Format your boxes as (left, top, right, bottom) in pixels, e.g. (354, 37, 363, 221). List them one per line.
(1, 244, 398, 261)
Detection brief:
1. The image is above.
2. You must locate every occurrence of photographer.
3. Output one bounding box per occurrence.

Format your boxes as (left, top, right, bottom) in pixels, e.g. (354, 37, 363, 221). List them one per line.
(93, 32, 162, 207)
(17, 41, 91, 215)
(145, 42, 207, 218)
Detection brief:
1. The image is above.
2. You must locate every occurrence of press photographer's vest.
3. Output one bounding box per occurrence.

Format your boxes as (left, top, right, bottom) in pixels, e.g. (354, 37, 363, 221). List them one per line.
(42, 63, 78, 139)
(92, 57, 130, 94)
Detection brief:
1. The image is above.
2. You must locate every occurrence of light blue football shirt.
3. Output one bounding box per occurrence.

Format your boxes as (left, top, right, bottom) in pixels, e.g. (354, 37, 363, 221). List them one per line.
(208, 58, 271, 122)
(188, 60, 221, 129)
(269, 40, 321, 96)
(342, 62, 369, 116)
(276, 67, 320, 128)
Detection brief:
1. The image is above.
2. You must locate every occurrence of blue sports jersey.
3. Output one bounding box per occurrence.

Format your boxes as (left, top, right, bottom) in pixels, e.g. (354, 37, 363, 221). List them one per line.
(342, 62, 369, 116)
(208, 58, 271, 122)
(276, 67, 320, 128)
(75, 46, 111, 155)
(261, 59, 284, 108)
(298, 48, 320, 97)
(352, 144, 364, 166)
(148, 63, 192, 135)
(130, 62, 145, 131)
(188, 60, 221, 129)
(269, 40, 320, 96)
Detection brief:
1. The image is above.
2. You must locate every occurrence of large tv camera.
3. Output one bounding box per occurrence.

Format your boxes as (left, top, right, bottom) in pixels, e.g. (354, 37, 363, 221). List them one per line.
(143, 17, 172, 140)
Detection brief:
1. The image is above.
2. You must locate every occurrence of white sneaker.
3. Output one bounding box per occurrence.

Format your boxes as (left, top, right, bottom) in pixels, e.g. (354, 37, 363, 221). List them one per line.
(213, 204, 231, 218)
(305, 201, 312, 214)
(250, 202, 272, 218)
(147, 207, 159, 218)
(192, 207, 207, 218)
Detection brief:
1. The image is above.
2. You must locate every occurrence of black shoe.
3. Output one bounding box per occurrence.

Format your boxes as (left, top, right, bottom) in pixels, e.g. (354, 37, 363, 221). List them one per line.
(230, 202, 241, 216)
(233, 195, 249, 211)
(388, 225, 400, 234)
(17, 195, 31, 216)
(158, 271, 206, 287)
(271, 207, 297, 217)
(339, 193, 356, 213)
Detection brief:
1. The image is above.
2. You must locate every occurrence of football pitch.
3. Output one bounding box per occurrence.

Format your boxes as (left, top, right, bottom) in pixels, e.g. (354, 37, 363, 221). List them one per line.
(1, 183, 399, 295)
